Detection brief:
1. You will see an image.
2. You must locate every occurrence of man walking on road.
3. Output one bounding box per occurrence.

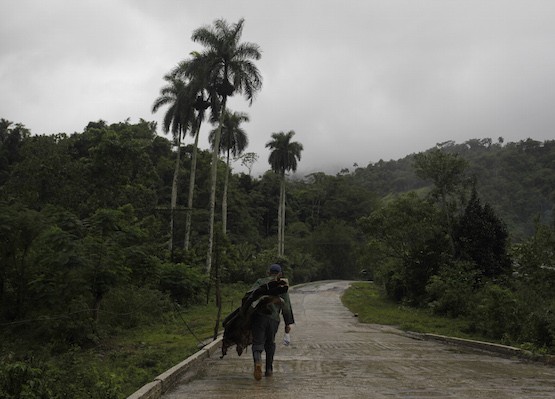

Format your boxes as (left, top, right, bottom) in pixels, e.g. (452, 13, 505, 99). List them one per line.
(250, 263, 294, 380)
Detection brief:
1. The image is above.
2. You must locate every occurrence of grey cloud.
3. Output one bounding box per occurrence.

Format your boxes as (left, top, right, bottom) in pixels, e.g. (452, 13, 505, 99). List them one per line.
(2, 0, 555, 175)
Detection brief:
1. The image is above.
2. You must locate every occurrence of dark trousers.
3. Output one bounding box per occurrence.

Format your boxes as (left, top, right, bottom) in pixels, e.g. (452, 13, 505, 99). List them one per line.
(251, 313, 280, 371)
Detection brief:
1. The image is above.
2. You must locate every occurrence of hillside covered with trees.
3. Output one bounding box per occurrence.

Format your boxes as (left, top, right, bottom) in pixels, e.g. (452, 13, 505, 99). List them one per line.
(350, 137, 554, 241)
(2, 115, 554, 397)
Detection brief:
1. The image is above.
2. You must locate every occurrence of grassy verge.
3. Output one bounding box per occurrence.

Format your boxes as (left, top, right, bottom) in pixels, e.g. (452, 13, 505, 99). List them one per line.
(0, 283, 248, 399)
(92, 308, 221, 396)
(341, 281, 492, 342)
(108, 283, 247, 396)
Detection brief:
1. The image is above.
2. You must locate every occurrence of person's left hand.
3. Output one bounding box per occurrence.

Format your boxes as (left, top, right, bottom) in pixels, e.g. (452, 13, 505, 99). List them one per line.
(285, 324, 291, 333)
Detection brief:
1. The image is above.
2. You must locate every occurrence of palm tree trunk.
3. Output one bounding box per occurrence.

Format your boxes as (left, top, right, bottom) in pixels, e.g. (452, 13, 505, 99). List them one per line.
(277, 178, 283, 257)
(441, 188, 455, 254)
(212, 260, 222, 340)
(280, 176, 286, 256)
(184, 121, 201, 251)
(222, 149, 230, 234)
(170, 131, 182, 257)
(206, 97, 227, 274)
(277, 174, 286, 257)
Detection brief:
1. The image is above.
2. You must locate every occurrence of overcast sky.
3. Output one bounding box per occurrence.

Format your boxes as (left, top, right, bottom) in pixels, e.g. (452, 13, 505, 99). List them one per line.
(2, 0, 555, 176)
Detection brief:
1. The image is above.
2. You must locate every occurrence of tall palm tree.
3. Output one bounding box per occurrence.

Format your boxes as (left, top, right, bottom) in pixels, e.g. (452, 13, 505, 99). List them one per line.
(266, 131, 303, 257)
(172, 58, 214, 252)
(191, 18, 262, 274)
(208, 110, 249, 234)
(152, 74, 195, 257)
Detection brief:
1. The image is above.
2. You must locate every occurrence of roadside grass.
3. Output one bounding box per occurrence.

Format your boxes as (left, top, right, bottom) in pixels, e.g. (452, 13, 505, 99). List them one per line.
(90, 318, 212, 396)
(342, 282, 488, 342)
(0, 283, 248, 398)
(104, 283, 247, 396)
(0, 283, 248, 399)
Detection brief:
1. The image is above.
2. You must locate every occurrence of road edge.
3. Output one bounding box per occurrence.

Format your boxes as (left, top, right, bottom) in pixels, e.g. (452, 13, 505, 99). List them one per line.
(403, 331, 555, 366)
(345, 280, 555, 367)
(126, 337, 222, 399)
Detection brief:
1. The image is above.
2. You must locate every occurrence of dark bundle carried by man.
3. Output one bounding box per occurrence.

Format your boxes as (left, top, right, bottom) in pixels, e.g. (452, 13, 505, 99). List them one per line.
(220, 278, 289, 358)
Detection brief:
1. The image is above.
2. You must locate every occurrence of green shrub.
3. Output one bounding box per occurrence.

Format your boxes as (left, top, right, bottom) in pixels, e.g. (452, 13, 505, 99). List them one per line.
(99, 286, 173, 331)
(426, 260, 477, 317)
(374, 258, 406, 302)
(469, 283, 520, 342)
(159, 263, 207, 305)
(517, 298, 555, 349)
(0, 353, 120, 399)
(30, 295, 96, 349)
(547, 300, 555, 346)
(0, 360, 49, 399)
(288, 254, 321, 284)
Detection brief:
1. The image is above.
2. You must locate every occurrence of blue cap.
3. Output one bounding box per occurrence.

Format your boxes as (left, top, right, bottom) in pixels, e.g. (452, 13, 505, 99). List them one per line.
(268, 263, 282, 274)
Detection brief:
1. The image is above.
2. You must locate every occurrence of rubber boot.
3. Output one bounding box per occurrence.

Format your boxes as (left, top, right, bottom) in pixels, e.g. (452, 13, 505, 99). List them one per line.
(265, 342, 275, 377)
(253, 350, 263, 381)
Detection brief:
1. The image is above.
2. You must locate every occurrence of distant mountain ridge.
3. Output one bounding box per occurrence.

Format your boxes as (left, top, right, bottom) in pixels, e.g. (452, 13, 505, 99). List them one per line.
(349, 138, 555, 241)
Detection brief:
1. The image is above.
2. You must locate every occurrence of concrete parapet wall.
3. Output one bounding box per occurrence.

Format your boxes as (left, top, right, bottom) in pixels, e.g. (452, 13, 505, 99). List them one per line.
(126, 337, 222, 399)
(126, 381, 162, 399)
(408, 331, 555, 365)
(424, 333, 525, 357)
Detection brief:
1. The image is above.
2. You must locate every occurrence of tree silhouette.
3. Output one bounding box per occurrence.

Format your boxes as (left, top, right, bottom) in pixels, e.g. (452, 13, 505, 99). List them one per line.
(190, 18, 262, 274)
(266, 131, 303, 256)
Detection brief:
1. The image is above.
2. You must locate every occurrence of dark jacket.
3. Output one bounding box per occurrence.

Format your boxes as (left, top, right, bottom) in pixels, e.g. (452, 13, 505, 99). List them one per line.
(250, 276, 294, 325)
(220, 276, 294, 358)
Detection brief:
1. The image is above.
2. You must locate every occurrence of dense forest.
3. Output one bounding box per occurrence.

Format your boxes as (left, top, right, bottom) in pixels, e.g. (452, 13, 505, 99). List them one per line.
(1, 17, 554, 399)
(2, 116, 554, 397)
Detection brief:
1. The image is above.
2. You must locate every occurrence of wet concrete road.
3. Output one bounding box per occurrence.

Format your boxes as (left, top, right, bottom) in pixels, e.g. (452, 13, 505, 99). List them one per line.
(163, 281, 555, 398)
